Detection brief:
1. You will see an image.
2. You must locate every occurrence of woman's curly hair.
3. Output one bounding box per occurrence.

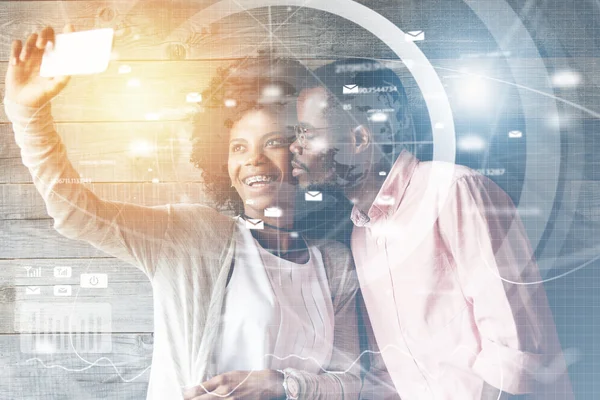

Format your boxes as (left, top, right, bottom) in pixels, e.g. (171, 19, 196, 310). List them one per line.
(189, 57, 315, 214)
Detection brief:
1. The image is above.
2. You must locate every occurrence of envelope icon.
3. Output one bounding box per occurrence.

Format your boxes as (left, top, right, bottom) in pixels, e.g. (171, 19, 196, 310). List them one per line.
(305, 191, 323, 201)
(26, 286, 41, 295)
(405, 30, 425, 42)
(245, 218, 264, 230)
(508, 130, 523, 138)
(376, 195, 395, 206)
(186, 92, 202, 103)
(342, 84, 359, 94)
(53, 285, 72, 296)
(264, 207, 283, 218)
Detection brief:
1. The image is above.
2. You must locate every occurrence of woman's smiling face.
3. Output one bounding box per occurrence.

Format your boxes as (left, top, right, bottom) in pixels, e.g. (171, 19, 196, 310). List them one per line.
(228, 108, 297, 216)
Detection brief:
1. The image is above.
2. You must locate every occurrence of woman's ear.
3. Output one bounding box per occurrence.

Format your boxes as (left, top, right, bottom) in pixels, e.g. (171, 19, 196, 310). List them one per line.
(352, 125, 371, 154)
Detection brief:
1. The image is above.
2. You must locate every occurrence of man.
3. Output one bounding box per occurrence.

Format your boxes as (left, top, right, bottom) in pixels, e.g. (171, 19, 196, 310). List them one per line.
(290, 59, 574, 399)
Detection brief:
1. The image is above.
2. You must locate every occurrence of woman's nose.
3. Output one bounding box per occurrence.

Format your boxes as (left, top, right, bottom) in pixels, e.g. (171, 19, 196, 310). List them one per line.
(245, 148, 266, 166)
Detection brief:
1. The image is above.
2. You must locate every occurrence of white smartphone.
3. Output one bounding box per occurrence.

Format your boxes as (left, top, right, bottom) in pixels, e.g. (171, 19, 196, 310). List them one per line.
(40, 28, 114, 77)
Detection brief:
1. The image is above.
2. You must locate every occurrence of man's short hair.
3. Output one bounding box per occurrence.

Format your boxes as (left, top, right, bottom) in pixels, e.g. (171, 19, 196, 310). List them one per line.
(310, 58, 416, 169)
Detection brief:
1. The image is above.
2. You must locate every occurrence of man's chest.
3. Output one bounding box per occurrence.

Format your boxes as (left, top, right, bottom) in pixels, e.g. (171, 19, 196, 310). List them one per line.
(351, 222, 469, 337)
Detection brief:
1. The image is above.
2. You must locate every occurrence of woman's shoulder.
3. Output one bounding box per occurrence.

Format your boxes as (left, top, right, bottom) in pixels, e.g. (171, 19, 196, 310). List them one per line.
(309, 238, 352, 260)
(308, 238, 358, 299)
(166, 203, 237, 238)
(168, 203, 234, 220)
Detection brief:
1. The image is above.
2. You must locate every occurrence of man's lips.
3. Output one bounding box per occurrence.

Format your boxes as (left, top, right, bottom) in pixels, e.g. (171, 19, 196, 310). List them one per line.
(291, 161, 306, 177)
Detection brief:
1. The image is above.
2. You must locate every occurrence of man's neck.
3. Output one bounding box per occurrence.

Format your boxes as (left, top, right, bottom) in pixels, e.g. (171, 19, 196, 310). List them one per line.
(345, 170, 385, 213)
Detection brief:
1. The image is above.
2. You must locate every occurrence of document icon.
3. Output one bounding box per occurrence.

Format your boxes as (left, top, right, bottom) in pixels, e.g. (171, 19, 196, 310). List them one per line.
(264, 207, 283, 218)
(342, 84, 359, 94)
(305, 191, 323, 201)
(26, 286, 41, 295)
(53, 285, 72, 297)
(405, 30, 425, 42)
(245, 218, 264, 230)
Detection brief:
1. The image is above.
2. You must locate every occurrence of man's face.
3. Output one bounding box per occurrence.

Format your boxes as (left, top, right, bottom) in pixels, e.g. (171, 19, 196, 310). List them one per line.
(290, 87, 358, 190)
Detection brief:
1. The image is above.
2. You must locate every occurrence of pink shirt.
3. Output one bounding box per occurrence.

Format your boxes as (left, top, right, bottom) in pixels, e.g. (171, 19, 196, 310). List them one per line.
(351, 151, 573, 400)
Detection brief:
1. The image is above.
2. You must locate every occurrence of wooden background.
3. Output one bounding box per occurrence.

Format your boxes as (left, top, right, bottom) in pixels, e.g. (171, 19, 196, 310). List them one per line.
(0, 0, 599, 399)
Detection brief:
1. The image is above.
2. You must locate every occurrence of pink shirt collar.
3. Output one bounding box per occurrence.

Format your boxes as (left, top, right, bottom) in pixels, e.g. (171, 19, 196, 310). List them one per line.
(350, 150, 420, 227)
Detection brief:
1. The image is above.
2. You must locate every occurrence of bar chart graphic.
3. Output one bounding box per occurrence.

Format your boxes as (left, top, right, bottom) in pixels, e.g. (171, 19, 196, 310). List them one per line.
(15, 302, 112, 354)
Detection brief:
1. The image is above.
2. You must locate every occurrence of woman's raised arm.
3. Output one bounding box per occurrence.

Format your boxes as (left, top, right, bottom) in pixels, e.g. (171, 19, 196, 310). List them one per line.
(4, 25, 169, 278)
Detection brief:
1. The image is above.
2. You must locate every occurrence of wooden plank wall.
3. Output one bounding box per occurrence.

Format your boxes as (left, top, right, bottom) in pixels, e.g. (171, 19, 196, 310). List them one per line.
(0, 0, 599, 399)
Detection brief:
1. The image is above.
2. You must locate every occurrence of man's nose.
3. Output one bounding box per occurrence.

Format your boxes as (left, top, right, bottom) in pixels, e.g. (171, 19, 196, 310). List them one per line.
(289, 139, 303, 155)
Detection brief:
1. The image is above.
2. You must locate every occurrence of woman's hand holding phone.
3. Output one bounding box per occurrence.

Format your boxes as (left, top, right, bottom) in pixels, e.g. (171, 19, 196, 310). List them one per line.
(5, 24, 74, 108)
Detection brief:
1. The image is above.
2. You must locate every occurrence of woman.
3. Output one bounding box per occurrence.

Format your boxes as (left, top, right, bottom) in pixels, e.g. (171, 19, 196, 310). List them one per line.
(5, 25, 361, 400)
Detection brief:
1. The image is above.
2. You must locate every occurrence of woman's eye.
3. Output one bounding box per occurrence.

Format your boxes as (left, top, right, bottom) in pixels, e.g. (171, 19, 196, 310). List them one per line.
(230, 144, 245, 153)
(266, 138, 285, 147)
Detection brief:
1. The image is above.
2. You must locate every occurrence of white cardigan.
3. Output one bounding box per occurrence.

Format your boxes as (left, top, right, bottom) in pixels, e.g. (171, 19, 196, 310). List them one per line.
(5, 99, 362, 400)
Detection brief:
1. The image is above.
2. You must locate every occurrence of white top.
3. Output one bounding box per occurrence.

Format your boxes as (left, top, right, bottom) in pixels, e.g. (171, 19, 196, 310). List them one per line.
(213, 219, 334, 376)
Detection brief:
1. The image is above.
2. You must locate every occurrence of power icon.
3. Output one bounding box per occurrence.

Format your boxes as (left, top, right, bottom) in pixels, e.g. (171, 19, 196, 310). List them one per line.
(80, 273, 108, 288)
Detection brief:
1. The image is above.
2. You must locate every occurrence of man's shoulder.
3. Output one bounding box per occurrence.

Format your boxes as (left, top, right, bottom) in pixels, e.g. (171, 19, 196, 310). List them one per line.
(410, 160, 509, 207)
(402, 159, 496, 203)
(413, 159, 482, 183)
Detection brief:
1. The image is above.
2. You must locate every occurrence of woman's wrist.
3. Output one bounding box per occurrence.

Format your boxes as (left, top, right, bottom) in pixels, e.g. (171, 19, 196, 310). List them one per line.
(269, 369, 286, 399)
(276, 368, 302, 400)
(4, 97, 53, 134)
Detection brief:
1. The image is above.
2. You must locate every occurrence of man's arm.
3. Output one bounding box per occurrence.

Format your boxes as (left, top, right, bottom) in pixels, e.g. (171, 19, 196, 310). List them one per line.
(438, 174, 574, 399)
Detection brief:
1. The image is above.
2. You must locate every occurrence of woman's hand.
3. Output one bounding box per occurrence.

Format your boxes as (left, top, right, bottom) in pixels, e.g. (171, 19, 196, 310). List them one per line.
(5, 24, 74, 108)
(182, 369, 285, 400)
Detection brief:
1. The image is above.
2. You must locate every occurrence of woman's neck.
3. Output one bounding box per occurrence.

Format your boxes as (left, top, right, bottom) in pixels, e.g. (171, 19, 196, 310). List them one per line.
(243, 205, 295, 252)
(242, 205, 309, 262)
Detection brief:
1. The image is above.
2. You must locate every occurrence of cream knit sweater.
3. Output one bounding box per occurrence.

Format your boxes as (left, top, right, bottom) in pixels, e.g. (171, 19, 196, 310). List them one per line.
(4, 99, 362, 400)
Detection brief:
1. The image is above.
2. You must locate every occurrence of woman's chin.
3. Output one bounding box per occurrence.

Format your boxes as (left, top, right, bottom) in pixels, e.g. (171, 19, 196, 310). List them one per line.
(242, 196, 294, 217)
(240, 182, 295, 207)
(241, 195, 274, 212)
